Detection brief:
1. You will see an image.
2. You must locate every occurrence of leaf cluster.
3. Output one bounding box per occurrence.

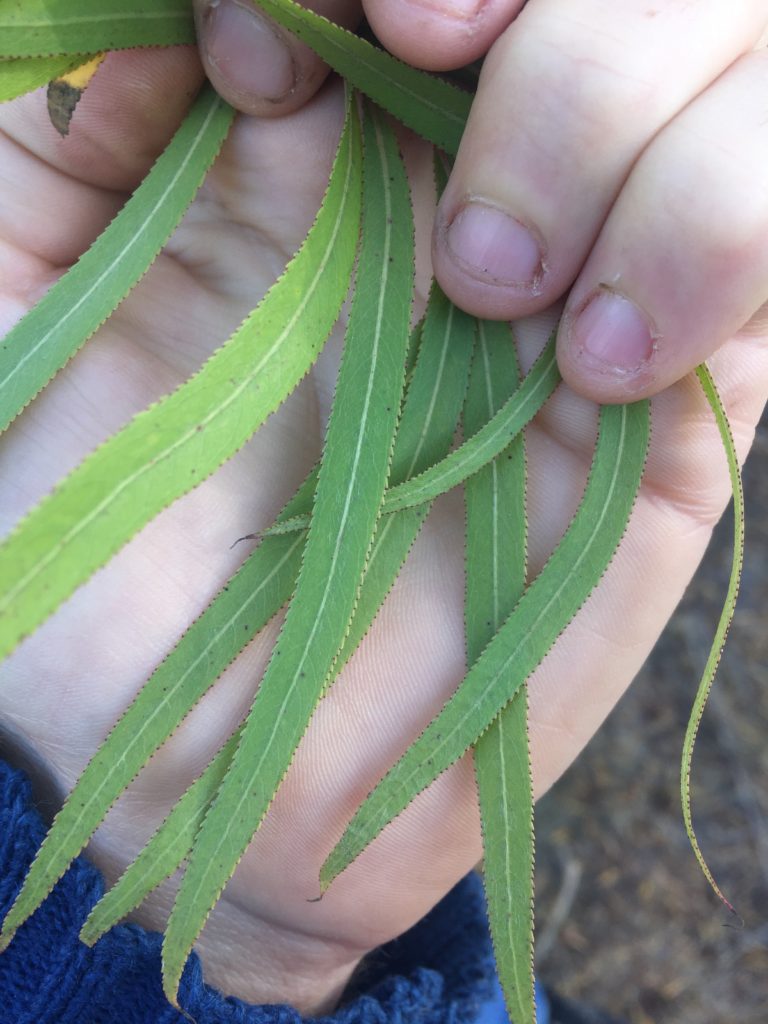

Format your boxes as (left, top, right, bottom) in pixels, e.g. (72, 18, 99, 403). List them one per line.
(0, 3, 744, 1021)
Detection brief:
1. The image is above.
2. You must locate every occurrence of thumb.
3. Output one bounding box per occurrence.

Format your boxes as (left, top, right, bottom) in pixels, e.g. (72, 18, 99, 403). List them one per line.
(194, 0, 361, 117)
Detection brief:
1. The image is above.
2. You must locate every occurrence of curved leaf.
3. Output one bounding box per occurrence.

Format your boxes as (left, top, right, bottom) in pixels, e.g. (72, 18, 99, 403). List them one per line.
(253, 0, 471, 154)
(78, 271, 475, 946)
(0, 84, 234, 433)
(161, 100, 414, 1005)
(0, 89, 362, 664)
(680, 364, 744, 912)
(0, 473, 313, 951)
(265, 334, 559, 536)
(321, 398, 651, 889)
(79, 730, 241, 947)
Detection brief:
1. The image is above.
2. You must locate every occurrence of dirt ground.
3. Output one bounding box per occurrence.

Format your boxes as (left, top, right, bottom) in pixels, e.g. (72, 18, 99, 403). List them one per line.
(534, 418, 768, 1022)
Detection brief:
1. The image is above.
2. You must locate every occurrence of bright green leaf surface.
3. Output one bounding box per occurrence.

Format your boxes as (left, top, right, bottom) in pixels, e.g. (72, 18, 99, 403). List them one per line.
(0, 0, 194, 58)
(0, 475, 314, 950)
(0, 92, 361, 665)
(321, 397, 650, 888)
(464, 322, 535, 1024)
(681, 364, 745, 911)
(0, 84, 233, 434)
(253, 0, 471, 155)
(161, 102, 414, 1004)
(0, 53, 96, 102)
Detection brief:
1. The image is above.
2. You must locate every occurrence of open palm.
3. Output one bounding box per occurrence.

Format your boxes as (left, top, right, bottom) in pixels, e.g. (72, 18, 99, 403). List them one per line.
(0, 47, 766, 1014)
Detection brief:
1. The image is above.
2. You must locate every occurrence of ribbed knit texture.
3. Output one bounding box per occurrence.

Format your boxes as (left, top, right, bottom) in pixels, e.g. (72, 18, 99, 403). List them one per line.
(0, 760, 498, 1024)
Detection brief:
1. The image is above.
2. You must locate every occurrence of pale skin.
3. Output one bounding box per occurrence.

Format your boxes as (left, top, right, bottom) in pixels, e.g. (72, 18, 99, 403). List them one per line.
(0, 3, 767, 1015)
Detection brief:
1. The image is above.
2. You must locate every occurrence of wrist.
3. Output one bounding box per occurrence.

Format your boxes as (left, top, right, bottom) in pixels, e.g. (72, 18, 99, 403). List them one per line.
(126, 883, 364, 1014)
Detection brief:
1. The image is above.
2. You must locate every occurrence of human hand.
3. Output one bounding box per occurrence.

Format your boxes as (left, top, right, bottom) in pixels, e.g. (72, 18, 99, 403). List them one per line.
(197, 0, 768, 404)
(0, 45, 767, 1018)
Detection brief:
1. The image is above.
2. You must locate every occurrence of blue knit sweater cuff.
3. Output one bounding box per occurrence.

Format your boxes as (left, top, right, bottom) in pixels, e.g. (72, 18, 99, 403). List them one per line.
(0, 760, 498, 1024)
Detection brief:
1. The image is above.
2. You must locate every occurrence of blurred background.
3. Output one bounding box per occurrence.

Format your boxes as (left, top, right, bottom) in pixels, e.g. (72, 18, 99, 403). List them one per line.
(535, 416, 768, 1023)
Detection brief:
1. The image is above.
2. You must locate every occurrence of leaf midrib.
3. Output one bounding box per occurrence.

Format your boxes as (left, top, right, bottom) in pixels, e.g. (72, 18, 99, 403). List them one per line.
(0, 127, 356, 614)
(185, 111, 396, 878)
(384, 405, 628, 801)
(0, 93, 225, 401)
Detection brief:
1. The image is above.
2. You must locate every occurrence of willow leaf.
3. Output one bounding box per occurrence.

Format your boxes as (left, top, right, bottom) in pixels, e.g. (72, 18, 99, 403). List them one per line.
(0, 84, 233, 435)
(335, 284, 475, 673)
(321, 398, 651, 888)
(79, 731, 240, 947)
(266, 334, 559, 538)
(681, 364, 744, 911)
(0, 53, 96, 102)
(252, 0, 471, 155)
(465, 322, 535, 1024)
(0, 474, 314, 951)
(0, 90, 362, 665)
(0, 0, 194, 58)
(81, 273, 473, 946)
(161, 101, 414, 1006)
(384, 336, 559, 512)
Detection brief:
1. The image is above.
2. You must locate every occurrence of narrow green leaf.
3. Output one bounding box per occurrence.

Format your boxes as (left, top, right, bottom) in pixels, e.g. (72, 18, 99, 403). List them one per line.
(0, 53, 96, 102)
(4, 237, 475, 951)
(383, 336, 559, 513)
(681, 364, 744, 912)
(261, 331, 559, 538)
(0, 474, 313, 951)
(321, 398, 651, 888)
(465, 322, 535, 1024)
(252, 0, 471, 155)
(335, 284, 475, 672)
(70, 244, 474, 949)
(0, 0, 194, 58)
(79, 731, 240, 947)
(0, 90, 362, 664)
(161, 101, 414, 1006)
(0, 84, 233, 434)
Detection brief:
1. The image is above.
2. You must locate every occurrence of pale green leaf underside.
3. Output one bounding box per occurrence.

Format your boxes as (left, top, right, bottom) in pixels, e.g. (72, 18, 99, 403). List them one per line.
(0, 475, 314, 952)
(0, 53, 97, 102)
(681, 364, 745, 911)
(321, 397, 650, 888)
(79, 729, 241, 947)
(0, 84, 233, 435)
(161, 102, 414, 1004)
(253, 0, 471, 155)
(0, 0, 194, 58)
(0, 91, 361, 665)
(464, 322, 535, 1024)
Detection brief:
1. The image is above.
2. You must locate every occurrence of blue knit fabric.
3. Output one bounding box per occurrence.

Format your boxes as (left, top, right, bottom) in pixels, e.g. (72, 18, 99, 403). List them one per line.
(0, 759, 508, 1024)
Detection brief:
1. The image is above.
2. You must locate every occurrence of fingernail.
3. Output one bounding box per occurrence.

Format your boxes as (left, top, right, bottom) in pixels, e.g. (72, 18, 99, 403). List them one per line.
(203, 0, 296, 102)
(411, 0, 485, 19)
(570, 288, 656, 372)
(446, 201, 545, 290)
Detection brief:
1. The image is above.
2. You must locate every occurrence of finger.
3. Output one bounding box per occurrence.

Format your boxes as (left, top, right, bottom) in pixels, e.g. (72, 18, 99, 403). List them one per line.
(557, 49, 768, 403)
(431, 0, 767, 320)
(194, 0, 360, 117)
(0, 47, 204, 193)
(362, 0, 527, 71)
